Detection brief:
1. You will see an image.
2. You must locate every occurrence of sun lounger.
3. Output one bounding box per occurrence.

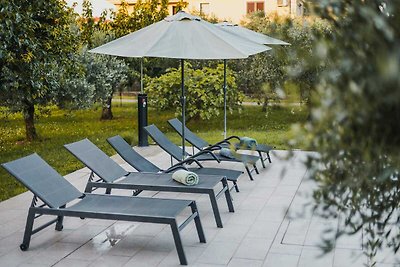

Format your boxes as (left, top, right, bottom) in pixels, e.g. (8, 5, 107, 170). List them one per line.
(144, 124, 260, 181)
(107, 135, 242, 192)
(64, 138, 235, 228)
(2, 153, 205, 265)
(168, 118, 273, 168)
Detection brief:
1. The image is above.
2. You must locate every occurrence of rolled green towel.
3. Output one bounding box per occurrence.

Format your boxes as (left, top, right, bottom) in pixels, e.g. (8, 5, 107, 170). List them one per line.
(220, 148, 236, 159)
(239, 137, 258, 149)
(172, 170, 199, 186)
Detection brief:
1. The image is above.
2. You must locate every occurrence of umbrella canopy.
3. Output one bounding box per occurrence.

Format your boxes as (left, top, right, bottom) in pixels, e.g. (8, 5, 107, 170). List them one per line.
(216, 21, 290, 46)
(90, 12, 270, 59)
(216, 21, 289, 138)
(90, 11, 270, 160)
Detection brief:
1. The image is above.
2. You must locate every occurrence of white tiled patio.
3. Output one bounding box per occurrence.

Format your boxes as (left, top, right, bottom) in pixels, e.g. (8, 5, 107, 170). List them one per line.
(0, 147, 394, 266)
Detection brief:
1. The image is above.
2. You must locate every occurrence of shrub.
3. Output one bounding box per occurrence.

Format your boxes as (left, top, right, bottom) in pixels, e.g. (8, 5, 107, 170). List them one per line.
(145, 62, 243, 120)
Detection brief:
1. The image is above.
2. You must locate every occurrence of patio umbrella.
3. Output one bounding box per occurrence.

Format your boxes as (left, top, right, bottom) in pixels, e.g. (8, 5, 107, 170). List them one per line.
(216, 21, 289, 138)
(90, 11, 270, 160)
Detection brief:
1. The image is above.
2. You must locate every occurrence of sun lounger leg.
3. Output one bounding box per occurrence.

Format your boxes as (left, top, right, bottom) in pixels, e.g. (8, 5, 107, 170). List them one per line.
(222, 178, 235, 212)
(55, 205, 65, 231)
(245, 165, 254, 181)
(170, 221, 188, 265)
(21, 209, 35, 251)
(258, 151, 266, 168)
(254, 164, 259, 174)
(233, 181, 240, 192)
(209, 193, 223, 228)
(267, 152, 272, 163)
(190, 202, 206, 243)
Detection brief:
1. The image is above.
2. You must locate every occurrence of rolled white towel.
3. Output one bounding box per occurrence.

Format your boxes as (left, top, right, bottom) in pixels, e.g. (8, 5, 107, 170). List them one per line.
(172, 170, 199, 186)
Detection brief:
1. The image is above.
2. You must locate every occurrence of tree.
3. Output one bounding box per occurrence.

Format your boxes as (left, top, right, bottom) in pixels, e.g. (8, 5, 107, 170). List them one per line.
(299, 0, 400, 264)
(83, 32, 129, 120)
(233, 12, 331, 109)
(0, 0, 80, 141)
(77, 0, 175, 119)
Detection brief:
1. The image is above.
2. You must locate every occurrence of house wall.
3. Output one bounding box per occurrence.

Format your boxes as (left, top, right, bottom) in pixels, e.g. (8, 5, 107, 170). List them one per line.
(107, 0, 303, 23)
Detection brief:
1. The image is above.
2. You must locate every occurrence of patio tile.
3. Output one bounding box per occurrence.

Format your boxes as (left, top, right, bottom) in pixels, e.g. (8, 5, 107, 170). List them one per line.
(234, 237, 273, 260)
(332, 248, 366, 267)
(158, 246, 207, 267)
(29, 242, 83, 265)
(122, 249, 170, 266)
(88, 255, 131, 267)
(228, 258, 263, 267)
(297, 247, 335, 267)
(263, 253, 299, 267)
(213, 223, 250, 243)
(246, 220, 281, 239)
(106, 234, 152, 257)
(53, 258, 92, 267)
(197, 241, 240, 265)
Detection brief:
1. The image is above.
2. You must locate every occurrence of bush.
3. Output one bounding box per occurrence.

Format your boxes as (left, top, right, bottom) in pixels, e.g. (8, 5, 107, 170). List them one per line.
(145, 62, 243, 120)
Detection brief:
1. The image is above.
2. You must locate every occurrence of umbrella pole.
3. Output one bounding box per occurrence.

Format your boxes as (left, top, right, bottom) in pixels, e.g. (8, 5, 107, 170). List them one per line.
(140, 58, 144, 93)
(181, 59, 186, 161)
(223, 59, 227, 139)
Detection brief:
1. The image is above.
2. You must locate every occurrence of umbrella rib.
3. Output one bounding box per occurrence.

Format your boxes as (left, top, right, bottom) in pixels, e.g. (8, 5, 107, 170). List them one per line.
(203, 24, 266, 58)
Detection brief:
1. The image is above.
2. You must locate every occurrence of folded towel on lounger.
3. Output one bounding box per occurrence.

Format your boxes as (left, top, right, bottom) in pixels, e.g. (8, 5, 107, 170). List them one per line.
(172, 170, 199, 186)
(219, 148, 236, 159)
(239, 137, 258, 149)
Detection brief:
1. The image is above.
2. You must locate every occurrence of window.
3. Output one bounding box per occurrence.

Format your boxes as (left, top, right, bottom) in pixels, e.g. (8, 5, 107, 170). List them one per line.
(246, 2, 264, 14)
(172, 6, 179, 15)
(200, 3, 210, 15)
(277, 0, 288, 7)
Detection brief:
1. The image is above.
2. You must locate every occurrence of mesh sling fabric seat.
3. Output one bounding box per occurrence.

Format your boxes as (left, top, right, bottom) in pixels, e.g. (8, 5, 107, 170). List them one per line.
(107, 135, 242, 185)
(144, 124, 260, 181)
(1, 154, 205, 265)
(168, 118, 273, 168)
(107, 135, 243, 193)
(64, 138, 235, 228)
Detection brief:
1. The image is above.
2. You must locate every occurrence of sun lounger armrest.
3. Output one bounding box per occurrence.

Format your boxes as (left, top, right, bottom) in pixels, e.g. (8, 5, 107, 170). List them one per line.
(204, 143, 224, 150)
(191, 149, 221, 163)
(178, 156, 204, 168)
(214, 135, 241, 147)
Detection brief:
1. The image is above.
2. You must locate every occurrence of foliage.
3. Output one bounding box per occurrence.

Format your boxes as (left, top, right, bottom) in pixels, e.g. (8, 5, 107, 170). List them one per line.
(233, 12, 331, 106)
(108, 0, 170, 38)
(145, 63, 243, 120)
(0, 103, 308, 201)
(0, 0, 82, 140)
(296, 0, 400, 264)
(189, 9, 220, 23)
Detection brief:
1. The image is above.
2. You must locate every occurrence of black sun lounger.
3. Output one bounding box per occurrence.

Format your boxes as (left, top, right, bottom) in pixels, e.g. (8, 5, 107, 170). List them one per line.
(2, 154, 205, 265)
(64, 138, 235, 228)
(144, 124, 260, 181)
(107, 135, 243, 192)
(168, 118, 274, 168)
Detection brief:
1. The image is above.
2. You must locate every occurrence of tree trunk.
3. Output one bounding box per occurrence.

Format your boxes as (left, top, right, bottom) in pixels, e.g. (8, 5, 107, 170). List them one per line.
(23, 103, 37, 141)
(261, 97, 269, 112)
(100, 96, 113, 120)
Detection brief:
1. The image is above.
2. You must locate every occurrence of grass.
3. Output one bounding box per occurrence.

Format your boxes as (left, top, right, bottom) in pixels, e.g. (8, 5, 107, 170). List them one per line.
(0, 103, 308, 202)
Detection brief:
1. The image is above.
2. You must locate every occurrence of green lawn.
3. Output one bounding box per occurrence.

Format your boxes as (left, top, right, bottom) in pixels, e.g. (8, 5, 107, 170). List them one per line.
(0, 103, 308, 201)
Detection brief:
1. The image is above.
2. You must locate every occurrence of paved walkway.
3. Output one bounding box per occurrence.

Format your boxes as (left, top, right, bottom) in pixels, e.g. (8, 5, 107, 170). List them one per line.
(0, 147, 394, 266)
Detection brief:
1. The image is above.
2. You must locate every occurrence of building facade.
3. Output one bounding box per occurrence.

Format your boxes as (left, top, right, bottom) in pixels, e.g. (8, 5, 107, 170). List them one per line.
(107, 0, 304, 23)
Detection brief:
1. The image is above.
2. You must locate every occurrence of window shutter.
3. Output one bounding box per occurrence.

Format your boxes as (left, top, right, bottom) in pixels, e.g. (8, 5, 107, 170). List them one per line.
(256, 2, 264, 11)
(247, 2, 255, 13)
